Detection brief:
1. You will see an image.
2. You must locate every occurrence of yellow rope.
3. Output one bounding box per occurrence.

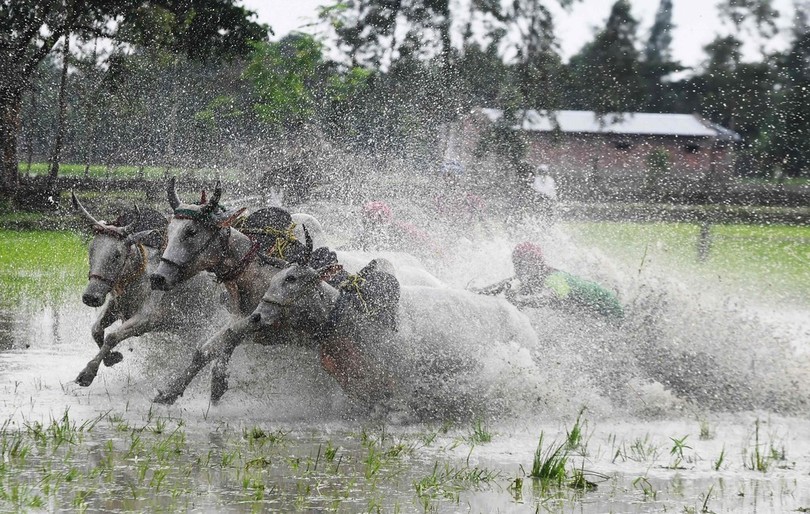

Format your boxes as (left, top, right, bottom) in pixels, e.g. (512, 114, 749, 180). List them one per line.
(339, 274, 370, 314)
(266, 223, 298, 259)
(243, 222, 299, 259)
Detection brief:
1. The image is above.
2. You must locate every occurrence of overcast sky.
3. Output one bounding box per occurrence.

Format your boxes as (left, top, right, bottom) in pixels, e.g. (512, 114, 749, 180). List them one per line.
(241, 0, 797, 69)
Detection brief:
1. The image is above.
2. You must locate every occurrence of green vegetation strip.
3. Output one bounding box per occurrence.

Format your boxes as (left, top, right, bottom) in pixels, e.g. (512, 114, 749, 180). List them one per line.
(19, 162, 239, 181)
(0, 230, 86, 305)
(565, 221, 810, 300)
(0, 411, 508, 513)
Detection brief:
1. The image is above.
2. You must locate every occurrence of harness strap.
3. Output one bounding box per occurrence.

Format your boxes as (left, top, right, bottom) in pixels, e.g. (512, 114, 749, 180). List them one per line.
(88, 272, 117, 288)
(215, 240, 261, 283)
(114, 243, 148, 295)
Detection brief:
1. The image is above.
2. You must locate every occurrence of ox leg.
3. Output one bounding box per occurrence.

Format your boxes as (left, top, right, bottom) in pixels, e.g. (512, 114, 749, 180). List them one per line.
(90, 306, 124, 367)
(210, 336, 240, 404)
(153, 318, 253, 405)
(76, 315, 154, 387)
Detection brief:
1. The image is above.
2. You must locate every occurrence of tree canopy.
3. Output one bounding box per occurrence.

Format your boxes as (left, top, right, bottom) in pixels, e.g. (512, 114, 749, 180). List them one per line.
(0, 0, 267, 196)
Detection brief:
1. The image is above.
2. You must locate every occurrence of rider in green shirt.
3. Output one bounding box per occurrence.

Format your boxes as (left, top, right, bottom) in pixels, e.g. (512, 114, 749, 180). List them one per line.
(470, 242, 624, 320)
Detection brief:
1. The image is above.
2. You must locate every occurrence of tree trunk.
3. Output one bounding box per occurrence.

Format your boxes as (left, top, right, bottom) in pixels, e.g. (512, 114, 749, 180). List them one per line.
(24, 82, 37, 176)
(49, 36, 71, 180)
(0, 86, 23, 198)
(164, 58, 180, 179)
(83, 38, 99, 179)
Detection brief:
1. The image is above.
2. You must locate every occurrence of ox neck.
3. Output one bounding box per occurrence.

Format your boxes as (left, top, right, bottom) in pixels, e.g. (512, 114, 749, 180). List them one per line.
(212, 228, 259, 283)
(120, 242, 149, 292)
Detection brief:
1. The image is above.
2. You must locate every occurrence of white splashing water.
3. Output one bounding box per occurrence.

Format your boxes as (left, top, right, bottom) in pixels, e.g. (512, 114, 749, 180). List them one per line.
(1, 182, 807, 427)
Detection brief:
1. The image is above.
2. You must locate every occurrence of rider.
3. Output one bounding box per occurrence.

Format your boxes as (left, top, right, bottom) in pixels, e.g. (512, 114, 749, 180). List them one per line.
(470, 242, 624, 319)
(357, 200, 443, 257)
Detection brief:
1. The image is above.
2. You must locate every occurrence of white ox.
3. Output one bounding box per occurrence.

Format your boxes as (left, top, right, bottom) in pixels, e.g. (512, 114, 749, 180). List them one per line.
(71, 193, 225, 387)
(155, 261, 541, 420)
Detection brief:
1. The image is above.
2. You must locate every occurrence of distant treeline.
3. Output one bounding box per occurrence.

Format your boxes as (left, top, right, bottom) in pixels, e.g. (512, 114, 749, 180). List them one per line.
(11, 0, 810, 191)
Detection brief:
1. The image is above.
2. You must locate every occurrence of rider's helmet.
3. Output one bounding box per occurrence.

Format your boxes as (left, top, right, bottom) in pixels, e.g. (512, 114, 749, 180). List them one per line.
(511, 242, 547, 284)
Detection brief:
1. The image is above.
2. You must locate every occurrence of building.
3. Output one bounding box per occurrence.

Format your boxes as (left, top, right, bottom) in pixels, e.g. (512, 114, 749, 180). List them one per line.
(461, 108, 741, 200)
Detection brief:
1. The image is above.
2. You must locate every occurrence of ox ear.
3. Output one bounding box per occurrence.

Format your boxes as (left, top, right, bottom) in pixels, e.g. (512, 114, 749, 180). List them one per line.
(167, 177, 181, 211)
(216, 207, 246, 228)
(259, 254, 289, 269)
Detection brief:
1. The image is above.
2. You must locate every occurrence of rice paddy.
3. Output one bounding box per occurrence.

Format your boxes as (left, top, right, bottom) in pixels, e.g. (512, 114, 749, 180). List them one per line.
(0, 218, 807, 512)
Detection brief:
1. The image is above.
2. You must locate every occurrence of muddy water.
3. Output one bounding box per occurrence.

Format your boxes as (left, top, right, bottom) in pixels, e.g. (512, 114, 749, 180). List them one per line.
(0, 297, 808, 513)
(1, 212, 809, 512)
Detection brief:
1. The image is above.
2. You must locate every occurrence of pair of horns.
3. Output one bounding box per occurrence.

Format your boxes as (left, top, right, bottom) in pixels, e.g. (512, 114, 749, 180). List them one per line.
(71, 191, 139, 236)
(167, 177, 221, 211)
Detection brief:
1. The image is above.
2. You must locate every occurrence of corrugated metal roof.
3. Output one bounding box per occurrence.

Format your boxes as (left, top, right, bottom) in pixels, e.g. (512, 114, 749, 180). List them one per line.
(479, 108, 740, 140)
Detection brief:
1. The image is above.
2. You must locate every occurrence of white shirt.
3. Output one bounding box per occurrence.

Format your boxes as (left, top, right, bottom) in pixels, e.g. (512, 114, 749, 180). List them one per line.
(531, 175, 557, 200)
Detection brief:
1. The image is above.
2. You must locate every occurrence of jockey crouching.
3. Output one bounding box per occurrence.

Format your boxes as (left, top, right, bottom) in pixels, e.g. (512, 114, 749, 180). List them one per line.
(311, 249, 401, 404)
(470, 242, 624, 320)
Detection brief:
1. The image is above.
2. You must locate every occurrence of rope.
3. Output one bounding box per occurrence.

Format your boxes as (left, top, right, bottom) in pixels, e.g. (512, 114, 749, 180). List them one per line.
(216, 240, 261, 283)
(243, 222, 298, 259)
(114, 243, 148, 295)
(338, 274, 370, 314)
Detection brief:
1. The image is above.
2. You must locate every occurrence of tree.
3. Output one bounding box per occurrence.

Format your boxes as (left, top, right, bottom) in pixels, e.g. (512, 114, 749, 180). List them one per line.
(244, 34, 327, 131)
(641, 0, 682, 111)
(0, 0, 267, 200)
(567, 0, 645, 114)
(717, 0, 779, 39)
(766, 5, 810, 176)
(321, 0, 458, 69)
(476, 0, 570, 111)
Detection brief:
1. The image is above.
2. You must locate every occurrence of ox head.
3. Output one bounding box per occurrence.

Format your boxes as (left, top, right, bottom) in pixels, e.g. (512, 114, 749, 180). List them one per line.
(249, 262, 335, 331)
(72, 192, 158, 306)
(151, 177, 243, 291)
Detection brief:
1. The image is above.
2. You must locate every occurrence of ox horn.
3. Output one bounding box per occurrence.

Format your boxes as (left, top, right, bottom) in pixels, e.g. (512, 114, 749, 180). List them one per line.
(71, 191, 104, 227)
(167, 177, 181, 211)
(209, 180, 222, 207)
(120, 204, 141, 236)
(299, 225, 313, 264)
(304, 225, 313, 254)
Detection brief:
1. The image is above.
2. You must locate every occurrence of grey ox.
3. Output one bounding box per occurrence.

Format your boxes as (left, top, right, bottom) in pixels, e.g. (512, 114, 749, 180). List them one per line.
(72, 193, 225, 387)
(149, 178, 315, 402)
(155, 259, 542, 420)
(148, 178, 447, 404)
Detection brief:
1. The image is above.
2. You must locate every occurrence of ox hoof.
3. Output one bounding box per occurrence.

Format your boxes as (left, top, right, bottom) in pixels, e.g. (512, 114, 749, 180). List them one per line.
(153, 390, 179, 405)
(75, 371, 95, 387)
(103, 351, 124, 367)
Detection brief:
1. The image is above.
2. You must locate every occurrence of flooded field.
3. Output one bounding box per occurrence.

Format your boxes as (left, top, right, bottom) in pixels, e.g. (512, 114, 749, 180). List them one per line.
(0, 210, 809, 512)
